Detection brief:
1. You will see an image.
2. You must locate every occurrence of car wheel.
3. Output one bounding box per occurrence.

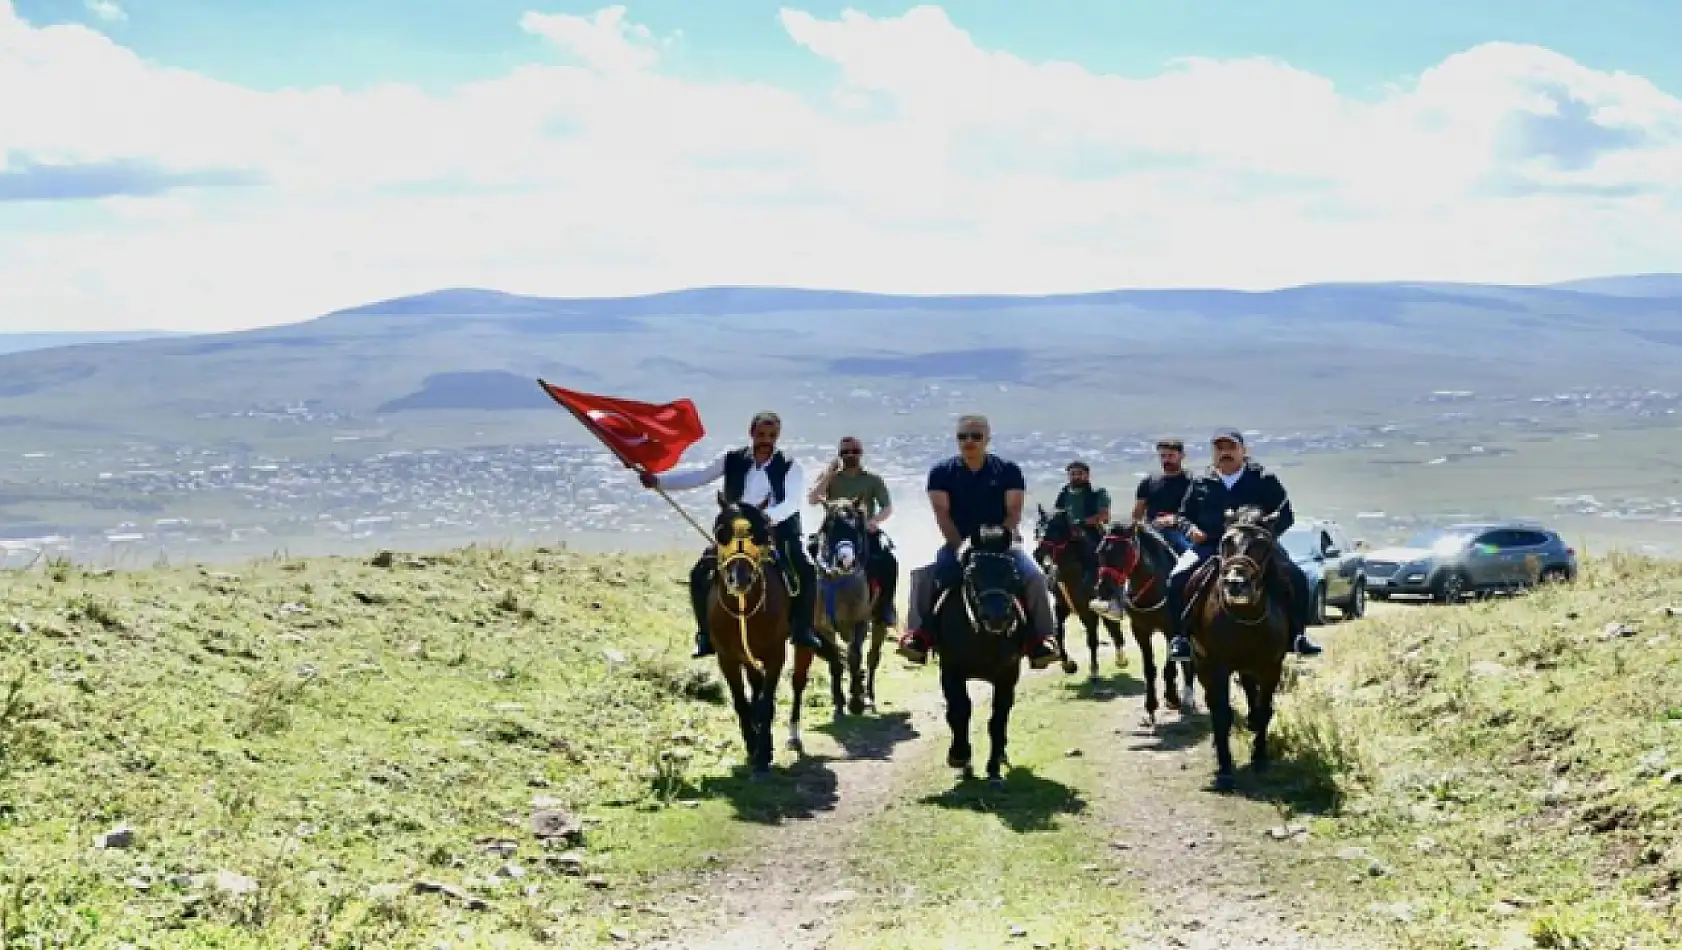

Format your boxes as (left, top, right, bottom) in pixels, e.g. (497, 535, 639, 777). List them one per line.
(1343, 581, 1366, 620)
(1309, 582, 1328, 625)
(1433, 571, 1468, 604)
(1540, 567, 1571, 584)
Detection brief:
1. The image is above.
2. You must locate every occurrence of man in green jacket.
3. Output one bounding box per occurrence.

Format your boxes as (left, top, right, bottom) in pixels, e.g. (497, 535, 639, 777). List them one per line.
(1051, 460, 1111, 588)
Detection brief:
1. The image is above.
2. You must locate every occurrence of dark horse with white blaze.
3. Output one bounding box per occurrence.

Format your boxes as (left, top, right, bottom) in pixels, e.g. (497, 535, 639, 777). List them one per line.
(1184, 505, 1292, 791)
(1093, 519, 1197, 725)
(1034, 504, 1124, 678)
(931, 524, 1035, 786)
(803, 499, 888, 724)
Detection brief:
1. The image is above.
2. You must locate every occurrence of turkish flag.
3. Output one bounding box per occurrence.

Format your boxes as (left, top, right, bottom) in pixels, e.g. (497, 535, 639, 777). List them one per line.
(537, 380, 705, 474)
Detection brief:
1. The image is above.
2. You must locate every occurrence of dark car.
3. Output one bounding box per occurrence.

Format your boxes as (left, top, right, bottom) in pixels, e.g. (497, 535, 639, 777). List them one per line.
(1363, 521, 1577, 603)
(1277, 518, 1368, 623)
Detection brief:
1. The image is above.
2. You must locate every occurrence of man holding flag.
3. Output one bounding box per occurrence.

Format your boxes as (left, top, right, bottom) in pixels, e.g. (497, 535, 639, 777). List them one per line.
(642, 411, 826, 659)
(538, 382, 828, 661)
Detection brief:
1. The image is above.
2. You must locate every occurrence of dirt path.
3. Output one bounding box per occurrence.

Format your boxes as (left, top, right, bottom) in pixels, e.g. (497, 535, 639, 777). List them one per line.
(623, 615, 1400, 950)
(629, 684, 954, 950)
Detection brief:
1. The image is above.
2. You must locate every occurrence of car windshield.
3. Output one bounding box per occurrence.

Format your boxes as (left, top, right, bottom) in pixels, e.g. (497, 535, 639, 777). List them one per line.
(1405, 528, 1474, 556)
(1278, 530, 1320, 560)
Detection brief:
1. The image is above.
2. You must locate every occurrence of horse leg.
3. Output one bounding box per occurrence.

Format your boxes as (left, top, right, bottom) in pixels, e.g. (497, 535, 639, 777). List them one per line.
(721, 657, 756, 761)
(1248, 668, 1280, 775)
(1180, 653, 1199, 714)
(941, 666, 973, 778)
(865, 619, 885, 710)
(742, 662, 768, 769)
(754, 660, 781, 776)
(1052, 597, 1072, 671)
(787, 647, 813, 754)
(1132, 622, 1160, 727)
(827, 627, 847, 718)
(1104, 615, 1128, 670)
(1200, 662, 1237, 791)
(1083, 609, 1101, 680)
(986, 675, 1017, 786)
(846, 618, 867, 715)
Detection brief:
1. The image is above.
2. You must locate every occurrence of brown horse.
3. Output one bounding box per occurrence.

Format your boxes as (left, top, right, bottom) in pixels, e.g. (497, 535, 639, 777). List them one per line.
(1184, 505, 1292, 791)
(1093, 520, 1197, 725)
(1033, 505, 1125, 678)
(707, 500, 793, 777)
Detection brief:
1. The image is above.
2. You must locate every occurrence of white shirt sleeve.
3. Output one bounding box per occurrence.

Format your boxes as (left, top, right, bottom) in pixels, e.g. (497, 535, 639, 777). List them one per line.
(765, 457, 805, 525)
(656, 453, 726, 491)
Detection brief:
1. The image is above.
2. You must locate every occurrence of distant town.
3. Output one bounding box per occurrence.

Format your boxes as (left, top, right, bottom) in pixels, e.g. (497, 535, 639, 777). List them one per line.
(1, 385, 1677, 567)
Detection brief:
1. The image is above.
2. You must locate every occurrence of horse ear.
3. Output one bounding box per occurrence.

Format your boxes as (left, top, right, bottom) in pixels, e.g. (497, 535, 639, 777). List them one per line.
(716, 491, 728, 509)
(1037, 503, 1047, 518)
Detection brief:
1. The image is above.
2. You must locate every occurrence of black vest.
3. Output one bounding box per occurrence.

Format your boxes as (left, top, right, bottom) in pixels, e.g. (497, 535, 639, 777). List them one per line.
(722, 447, 790, 505)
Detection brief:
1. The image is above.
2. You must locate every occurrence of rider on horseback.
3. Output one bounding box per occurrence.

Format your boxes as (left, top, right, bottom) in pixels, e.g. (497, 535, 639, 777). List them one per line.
(895, 414, 1061, 669)
(640, 411, 828, 660)
(1163, 429, 1323, 662)
(1090, 438, 1190, 620)
(1051, 459, 1110, 589)
(806, 436, 900, 627)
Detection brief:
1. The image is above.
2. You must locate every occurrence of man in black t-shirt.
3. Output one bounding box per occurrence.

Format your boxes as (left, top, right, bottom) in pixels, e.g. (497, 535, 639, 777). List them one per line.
(1134, 438, 1192, 554)
(1093, 438, 1191, 620)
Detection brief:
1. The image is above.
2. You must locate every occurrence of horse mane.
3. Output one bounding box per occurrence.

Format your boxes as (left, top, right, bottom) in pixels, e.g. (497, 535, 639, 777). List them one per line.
(972, 524, 1013, 553)
(1132, 519, 1173, 562)
(1225, 505, 1269, 530)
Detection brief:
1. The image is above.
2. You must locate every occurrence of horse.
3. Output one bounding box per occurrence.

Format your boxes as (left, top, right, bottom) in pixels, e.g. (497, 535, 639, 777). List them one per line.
(706, 500, 795, 777)
(804, 499, 886, 723)
(930, 524, 1035, 787)
(1093, 520, 1197, 725)
(1033, 504, 1125, 678)
(1184, 505, 1292, 791)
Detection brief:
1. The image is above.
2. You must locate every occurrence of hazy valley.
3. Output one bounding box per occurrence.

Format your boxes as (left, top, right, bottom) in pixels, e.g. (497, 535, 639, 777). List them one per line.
(1, 276, 1679, 566)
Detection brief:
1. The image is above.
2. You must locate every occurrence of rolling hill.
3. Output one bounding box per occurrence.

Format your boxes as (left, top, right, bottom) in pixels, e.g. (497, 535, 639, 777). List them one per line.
(0, 279, 1678, 451)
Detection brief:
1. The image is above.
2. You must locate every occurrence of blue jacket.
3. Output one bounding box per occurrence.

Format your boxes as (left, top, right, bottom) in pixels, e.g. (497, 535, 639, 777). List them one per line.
(1176, 461, 1295, 542)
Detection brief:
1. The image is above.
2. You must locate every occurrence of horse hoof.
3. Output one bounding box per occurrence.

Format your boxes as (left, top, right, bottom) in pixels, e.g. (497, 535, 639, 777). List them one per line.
(1252, 757, 1272, 775)
(948, 753, 971, 770)
(1213, 773, 1237, 792)
(848, 698, 866, 716)
(1061, 659, 1079, 675)
(786, 739, 804, 754)
(988, 774, 1005, 789)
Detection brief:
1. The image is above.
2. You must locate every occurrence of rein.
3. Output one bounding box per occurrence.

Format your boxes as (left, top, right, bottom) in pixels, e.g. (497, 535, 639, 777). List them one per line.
(1098, 532, 1165, 611)
(713, 516, 774, 671)
(1213, 546, 1272, 627)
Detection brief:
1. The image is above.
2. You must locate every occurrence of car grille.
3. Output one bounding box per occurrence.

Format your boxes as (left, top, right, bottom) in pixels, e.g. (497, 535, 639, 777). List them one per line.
(1366, 560, 1400, 578)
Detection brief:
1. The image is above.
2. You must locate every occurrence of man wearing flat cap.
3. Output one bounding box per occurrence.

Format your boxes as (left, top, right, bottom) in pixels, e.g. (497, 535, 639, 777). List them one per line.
(1163, 428, 1323, 661)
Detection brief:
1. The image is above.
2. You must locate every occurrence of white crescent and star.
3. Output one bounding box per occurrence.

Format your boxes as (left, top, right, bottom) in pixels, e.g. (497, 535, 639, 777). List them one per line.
(586, 409, 651, 446)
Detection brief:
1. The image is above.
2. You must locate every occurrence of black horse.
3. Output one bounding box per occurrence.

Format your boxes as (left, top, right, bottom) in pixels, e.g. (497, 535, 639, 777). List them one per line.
(931, 524, 1034, 787)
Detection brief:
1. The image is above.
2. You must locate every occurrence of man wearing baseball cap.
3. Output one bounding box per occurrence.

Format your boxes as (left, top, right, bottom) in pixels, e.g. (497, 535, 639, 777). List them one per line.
(1162, 428, 1323, 661)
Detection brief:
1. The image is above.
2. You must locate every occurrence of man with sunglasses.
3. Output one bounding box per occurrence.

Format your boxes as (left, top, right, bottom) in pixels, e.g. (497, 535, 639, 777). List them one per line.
(641, 410, 828, 660)
(807, 436, 900, 627)
(896, 415, 1060, 669)
(1162, 428, 1323, 663)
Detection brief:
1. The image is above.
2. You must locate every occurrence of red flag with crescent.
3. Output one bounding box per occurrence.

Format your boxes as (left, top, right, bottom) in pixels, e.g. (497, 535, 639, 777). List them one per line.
(537, 380, 705, 474)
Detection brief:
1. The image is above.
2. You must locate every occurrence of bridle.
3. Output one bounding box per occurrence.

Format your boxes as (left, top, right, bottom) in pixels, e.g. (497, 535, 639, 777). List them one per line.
(1096, 526, 1165, 611)
(814, 504, 870, 582)
(715, 515, 770, 623)
(958, 548, 1027, 638)
(1215, 522, 1275, 626)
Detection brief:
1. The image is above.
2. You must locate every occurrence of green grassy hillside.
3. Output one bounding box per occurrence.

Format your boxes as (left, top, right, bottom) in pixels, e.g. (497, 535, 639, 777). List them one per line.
(0, 546, 781, 948)
(1279, 554, 1682, 948)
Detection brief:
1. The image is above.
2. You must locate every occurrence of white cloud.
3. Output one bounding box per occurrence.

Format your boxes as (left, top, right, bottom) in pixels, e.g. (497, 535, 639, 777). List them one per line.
(84, 0, 124, 23)
(0, 1, 1679, 331)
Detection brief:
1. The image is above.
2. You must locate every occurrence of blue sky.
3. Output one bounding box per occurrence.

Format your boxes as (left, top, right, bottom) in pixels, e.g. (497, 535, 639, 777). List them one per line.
(2, 0, 1680, 331)
(20, 0, 1681, 94)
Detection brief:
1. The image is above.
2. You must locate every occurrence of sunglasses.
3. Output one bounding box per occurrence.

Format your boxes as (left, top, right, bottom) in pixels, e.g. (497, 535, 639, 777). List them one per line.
(956, 431, 985, 442)
(839, 449, 861, 457)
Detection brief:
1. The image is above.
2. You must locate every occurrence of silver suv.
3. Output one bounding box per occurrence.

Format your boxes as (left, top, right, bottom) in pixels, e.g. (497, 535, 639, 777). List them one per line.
(1363, 521, 1577, 603)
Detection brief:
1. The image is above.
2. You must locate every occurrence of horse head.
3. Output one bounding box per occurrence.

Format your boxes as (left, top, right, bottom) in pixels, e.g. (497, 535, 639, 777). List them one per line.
(816, 498, 869, 576)
(964, 524, 1024, 637)
(1032, 505, 1076, 568)
(713, 500, 772, 599)
(1094, 520, 1140, 594)
(1218, 506, 1276, 606)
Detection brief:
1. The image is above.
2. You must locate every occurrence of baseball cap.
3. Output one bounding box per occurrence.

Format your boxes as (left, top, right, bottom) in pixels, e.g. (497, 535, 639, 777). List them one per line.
(1211, 428, 1245, 445)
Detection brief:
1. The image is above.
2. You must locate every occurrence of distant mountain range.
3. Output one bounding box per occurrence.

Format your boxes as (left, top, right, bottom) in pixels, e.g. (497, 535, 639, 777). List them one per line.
(0, 330, 184, 356)
(0, 274, 1677, 449)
